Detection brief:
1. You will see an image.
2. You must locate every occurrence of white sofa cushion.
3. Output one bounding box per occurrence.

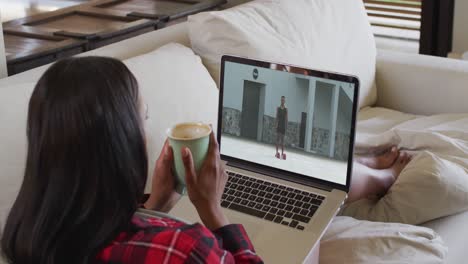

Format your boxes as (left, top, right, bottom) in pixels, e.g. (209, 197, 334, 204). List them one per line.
(321, 216, 447, 264)
(0, 43, 219, 228)
(121, 43, 219, 191)
(375, 49, 468, 115)
(188, 0, 377, 109)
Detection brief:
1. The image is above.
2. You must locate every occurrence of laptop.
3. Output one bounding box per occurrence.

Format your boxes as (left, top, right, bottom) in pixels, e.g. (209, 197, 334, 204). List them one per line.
(170, 55, 359, 263)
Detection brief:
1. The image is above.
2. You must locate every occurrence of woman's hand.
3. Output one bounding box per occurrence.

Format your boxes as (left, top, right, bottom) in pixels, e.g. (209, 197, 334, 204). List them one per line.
(144, 140, 181, 213)
(182, 131, 229, 230)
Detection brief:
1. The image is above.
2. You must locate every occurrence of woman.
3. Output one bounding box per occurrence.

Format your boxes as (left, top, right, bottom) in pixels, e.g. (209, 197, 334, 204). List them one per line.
(1, 56, 411, 264)
(1, 57, 263, 264)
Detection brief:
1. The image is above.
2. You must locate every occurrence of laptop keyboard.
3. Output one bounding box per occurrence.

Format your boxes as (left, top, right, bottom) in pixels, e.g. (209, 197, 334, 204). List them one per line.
(221, 171, 326, 231)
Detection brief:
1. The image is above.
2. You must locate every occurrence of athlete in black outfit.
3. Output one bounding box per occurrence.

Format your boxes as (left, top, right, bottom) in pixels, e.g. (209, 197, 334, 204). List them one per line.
(275, 96, 288, 160)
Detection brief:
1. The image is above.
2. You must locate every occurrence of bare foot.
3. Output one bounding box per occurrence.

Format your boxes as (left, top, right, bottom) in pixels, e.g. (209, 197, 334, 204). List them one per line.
(355, 146, 399, 169)
(384, 152, 412, 181)
(375, 152, 412, 195)
(347, 153, 413, 203)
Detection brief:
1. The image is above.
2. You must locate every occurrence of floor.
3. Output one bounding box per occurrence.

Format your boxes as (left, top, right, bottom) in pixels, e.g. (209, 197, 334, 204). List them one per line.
(221, 135, 348, 185)
(0, 0, 91, 22)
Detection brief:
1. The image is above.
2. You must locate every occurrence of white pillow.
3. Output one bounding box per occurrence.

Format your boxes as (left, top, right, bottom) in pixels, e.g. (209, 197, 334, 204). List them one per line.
(341, 151, 468, 225)
(188, 0, 377, 109)
(321, 216, 447, 264)
(0, 82, 35, 228)
(123, 43, 219, 191)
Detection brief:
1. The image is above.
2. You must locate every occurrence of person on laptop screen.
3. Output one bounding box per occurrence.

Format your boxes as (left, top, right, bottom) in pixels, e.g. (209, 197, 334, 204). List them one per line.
(275, 96, 288, 160)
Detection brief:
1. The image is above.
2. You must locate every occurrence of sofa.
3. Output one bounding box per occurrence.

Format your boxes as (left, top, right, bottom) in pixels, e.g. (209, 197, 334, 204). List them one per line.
(1, 1, 467, 263)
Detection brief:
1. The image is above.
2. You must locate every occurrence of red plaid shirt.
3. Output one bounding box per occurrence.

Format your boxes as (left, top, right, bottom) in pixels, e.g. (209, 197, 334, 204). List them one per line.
(96, 213, 263, 263)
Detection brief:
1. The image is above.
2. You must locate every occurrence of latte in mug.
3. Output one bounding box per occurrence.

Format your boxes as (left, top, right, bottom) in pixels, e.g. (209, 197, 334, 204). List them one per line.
(167, 122, 211, 194)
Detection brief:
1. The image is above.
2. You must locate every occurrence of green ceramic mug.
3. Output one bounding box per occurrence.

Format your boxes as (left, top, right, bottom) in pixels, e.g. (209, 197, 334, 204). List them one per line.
(167, 122, 211, 195)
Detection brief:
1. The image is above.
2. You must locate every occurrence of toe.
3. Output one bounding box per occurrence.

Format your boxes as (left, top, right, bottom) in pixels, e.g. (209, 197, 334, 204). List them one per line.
(400, 152, 412, 165)
(399, 153, 406, 163)
(387, 146, 399, 160)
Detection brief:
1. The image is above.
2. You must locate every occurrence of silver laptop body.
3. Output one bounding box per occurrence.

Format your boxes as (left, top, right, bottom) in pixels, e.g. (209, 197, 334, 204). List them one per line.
(170, 55, 360, 263)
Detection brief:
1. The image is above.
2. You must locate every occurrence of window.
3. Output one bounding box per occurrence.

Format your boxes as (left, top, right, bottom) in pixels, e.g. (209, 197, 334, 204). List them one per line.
(364, 0, 422, 53)
(364, 0, 455, 57)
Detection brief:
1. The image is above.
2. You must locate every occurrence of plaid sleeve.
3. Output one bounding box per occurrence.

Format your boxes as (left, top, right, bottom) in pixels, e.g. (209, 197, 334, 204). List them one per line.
(96, 216, 263, 264)
(187, 224, 263, 264)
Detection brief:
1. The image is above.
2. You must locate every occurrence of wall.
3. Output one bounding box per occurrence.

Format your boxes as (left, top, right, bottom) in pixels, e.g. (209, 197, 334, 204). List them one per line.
(336, 86, 353, 134)
(223, 61, 308, 123)
(313, 81, 333, 130)
(452, 0, 468, 54)
(222, 61, 307, 148)
(0, 10, 7, 78)
(334, 87, 353, 160)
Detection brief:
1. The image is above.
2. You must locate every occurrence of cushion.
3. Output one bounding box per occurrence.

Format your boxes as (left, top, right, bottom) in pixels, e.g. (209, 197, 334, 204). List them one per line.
(0, 43, 219, 228)
(321, 216, 447, 264)
(188, 0, 377, 109)
(342, 107, 468, 225)
(122, 43, 219, 191)
(422, 210, 468, 264)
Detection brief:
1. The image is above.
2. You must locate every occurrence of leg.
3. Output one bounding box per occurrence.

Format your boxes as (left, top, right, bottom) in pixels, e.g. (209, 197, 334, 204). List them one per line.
(281, 138, 286, 159)
(278, 133, 286, 159)
(276, 133, 279, 152)
(275, 133, 280, 158)
(347, 152, 412, 203)
(281, 135, 285, 154)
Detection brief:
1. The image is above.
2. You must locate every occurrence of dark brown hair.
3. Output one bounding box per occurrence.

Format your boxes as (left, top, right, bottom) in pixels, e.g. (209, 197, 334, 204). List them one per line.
(1, 57, 148, 264)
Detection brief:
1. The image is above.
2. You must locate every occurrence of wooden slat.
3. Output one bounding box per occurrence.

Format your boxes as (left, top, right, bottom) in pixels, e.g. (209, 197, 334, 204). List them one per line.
(5, 32, 86, 63)
(365, 5, 421, 15)
(364, 0, 421, 9)
(4, 26, 65, 40)
(364, 0, 422, 4)
(370, 22, 420, 31)
(367, 13, 420, 21)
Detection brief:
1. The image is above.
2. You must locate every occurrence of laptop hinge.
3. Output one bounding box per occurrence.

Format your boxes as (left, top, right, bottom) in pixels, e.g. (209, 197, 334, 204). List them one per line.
(226, 161, 334, 192)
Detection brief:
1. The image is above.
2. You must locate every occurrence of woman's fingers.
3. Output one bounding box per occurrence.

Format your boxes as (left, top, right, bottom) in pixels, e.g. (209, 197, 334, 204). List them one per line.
(208, 131, 218, 155)
(208, 131, 221, 164)
(162, 140, 173, 164)
(182, 147, 196, 186)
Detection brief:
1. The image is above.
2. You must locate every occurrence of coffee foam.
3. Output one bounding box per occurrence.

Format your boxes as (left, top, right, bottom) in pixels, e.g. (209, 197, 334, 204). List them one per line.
(169, 123, 211, 139)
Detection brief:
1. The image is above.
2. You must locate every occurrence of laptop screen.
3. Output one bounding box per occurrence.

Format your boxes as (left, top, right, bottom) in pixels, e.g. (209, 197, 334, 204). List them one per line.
(220, 57, 357, 186)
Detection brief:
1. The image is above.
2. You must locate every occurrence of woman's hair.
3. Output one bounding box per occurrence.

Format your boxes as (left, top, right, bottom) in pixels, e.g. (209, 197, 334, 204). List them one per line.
(1, 57, 148, 264)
